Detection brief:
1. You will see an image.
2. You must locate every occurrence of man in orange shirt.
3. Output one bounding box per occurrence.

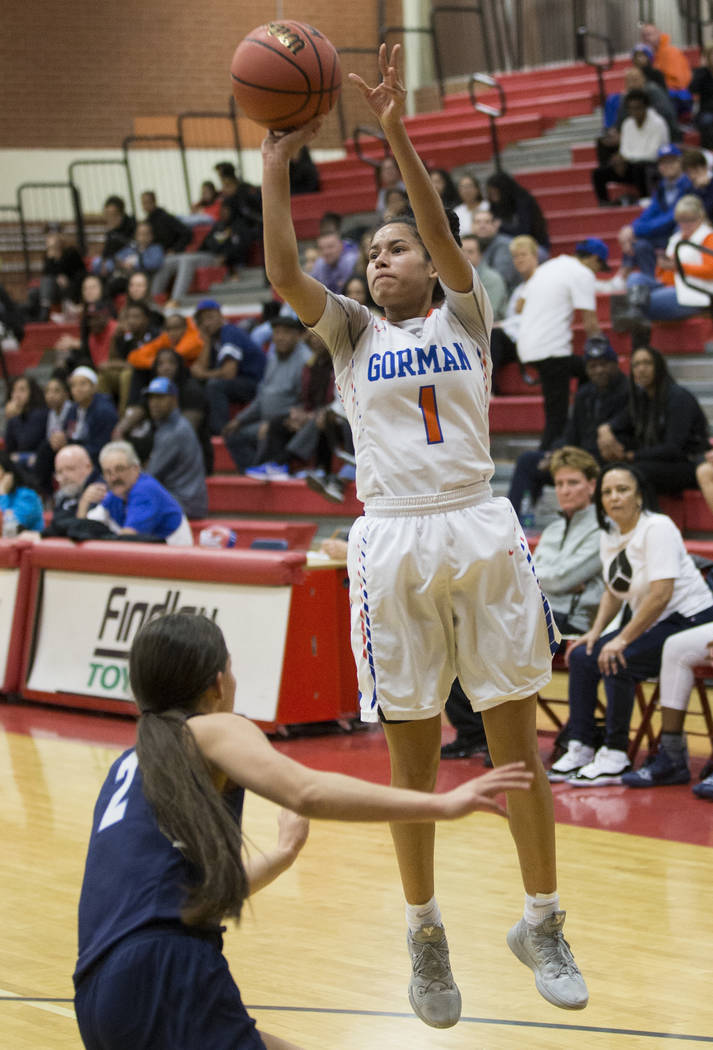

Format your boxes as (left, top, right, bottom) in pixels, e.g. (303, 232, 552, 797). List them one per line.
(126, 313, 204, 371)
(640, 23, 692, 91)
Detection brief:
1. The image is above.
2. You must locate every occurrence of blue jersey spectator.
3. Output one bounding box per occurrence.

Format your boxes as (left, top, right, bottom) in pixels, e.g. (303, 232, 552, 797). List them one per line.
(86, 441, 193, 545)
(192, 299, 266, 435)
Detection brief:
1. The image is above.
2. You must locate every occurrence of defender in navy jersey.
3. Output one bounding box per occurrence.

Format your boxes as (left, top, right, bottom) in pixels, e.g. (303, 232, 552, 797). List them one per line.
(261, 43, 588, 1027)
(73, 613, 531, 1050)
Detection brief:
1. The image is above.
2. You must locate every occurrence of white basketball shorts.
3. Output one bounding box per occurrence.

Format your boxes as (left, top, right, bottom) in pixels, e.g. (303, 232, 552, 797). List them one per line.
(347, 493, 560, 722)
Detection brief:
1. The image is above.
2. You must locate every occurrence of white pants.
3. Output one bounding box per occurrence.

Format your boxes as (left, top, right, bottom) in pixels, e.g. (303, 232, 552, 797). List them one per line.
(660, 622, 713, 711)
(348, 493, 560, 722)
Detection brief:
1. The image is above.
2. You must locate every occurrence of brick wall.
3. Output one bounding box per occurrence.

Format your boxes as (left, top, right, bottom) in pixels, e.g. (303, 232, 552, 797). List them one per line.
(1, 1, 384, 151)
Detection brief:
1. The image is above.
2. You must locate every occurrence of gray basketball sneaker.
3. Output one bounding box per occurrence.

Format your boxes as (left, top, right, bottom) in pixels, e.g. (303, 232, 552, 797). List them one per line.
(507, 911, 588, 1010)
(406, 924, 462, 1028)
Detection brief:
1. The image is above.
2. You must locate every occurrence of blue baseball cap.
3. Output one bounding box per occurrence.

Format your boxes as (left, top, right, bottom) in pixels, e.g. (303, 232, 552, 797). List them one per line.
(575, 237, 610, 271)
(658, 144, 682, 159)
(194, 298, 222, 315)
(584, 335, 617, 362)
(632, 43, 655, 61)
(145, 377, 178, 397)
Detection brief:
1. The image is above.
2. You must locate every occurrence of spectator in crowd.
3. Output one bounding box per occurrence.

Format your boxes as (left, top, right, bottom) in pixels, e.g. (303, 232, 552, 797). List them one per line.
(617, 145, 692, 277)
(532, 447, 603, 638)
(0, 281, 25, 345)
(212, 164, 263, 265)
(310, 225, 360, 294)
(191, 299, 265, 435)
(153, 347, 212, 473)
(125, 271, 164, 327)
(549, 463, 713, 786)
(489, 234, 540, 394)
(640, 22, 692, 93)
(185, 179, 222, 224)
(515, 238, 605, 451)
(0, 451, 44, 531)
(140, 191, 191, 254)
(381, 187, 410, 222)
(126, 312, 204, 372)
(144, 377, 207, 519)
(597, 344, 711, 506)
(689, 44, 713, 150)
(428, 168, 460, 209)
(508, 336, 629, 517)
(224, 317, 312, 474)
(98, 301, 161, 415)
(374, 156, 405, 212)
(197, 198, 254, 280)
(110, 222, 165, 293)
(619, 194, 713, 327)
(471, 208, 519, 291)
(34, 372, 74, 494)
(30, 227, 86, 321)
(83, 440, 193, 545)
(591, 89, 670, 205)
(55, 302, 118, 377)
(62, 366, 118, 465)
(598, 67, 679, 172)
(631, 43, 667, 91)
(289, 145, 320, 194)
(90, 196, 135, 279)
(461, 234, 507, 320)
(246, 329, 339, 480)
(453, 172, 483, 236)
(485, 171, 550, 251)
(621, 623, 713, 797)
(42, 443, 101, 538)
(344, 274, 380, 316)
(113, 345, 210, 470)
(4, 376, 48, 470)
(682, 149, 713, 220)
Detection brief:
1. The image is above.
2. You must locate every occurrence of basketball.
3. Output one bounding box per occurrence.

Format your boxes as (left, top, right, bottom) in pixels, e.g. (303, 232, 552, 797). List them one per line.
(230, 21, 342, 131)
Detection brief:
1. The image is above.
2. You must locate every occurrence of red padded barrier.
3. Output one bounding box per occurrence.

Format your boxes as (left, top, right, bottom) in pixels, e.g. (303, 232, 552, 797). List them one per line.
(25, 539, 306, 585)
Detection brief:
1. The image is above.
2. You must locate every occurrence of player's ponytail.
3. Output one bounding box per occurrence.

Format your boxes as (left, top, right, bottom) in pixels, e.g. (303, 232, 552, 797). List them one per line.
(131, 613, 249, 926)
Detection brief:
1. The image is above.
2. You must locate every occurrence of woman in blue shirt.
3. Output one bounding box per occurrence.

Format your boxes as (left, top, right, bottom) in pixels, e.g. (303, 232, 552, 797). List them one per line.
(0, 451, 44, 531)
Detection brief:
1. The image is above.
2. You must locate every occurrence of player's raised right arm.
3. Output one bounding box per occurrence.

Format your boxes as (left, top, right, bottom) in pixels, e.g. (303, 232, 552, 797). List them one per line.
(261, 119, 327, 327)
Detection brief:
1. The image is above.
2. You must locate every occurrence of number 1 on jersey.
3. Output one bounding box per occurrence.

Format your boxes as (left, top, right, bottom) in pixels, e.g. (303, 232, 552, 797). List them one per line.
(419, 384, 444, 444)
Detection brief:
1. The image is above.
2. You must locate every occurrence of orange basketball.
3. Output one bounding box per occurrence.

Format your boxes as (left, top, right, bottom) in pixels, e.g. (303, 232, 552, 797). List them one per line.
(230, 21, 342, 131)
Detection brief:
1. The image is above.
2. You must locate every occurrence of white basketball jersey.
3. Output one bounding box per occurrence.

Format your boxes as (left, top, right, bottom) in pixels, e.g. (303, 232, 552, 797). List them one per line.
(311, 269, 494, 504)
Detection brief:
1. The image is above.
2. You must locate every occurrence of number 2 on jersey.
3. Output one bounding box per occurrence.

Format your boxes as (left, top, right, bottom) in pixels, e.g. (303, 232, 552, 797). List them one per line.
(419, 384, 444, 444)
(98, 751, 138, 831)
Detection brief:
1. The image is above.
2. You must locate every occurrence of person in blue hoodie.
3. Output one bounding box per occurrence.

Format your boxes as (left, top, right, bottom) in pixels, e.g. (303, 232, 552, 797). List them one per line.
(617, 144, 692, 279)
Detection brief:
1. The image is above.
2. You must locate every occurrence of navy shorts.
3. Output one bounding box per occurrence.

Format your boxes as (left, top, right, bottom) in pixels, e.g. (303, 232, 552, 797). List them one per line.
(75, 925, 267, 1050)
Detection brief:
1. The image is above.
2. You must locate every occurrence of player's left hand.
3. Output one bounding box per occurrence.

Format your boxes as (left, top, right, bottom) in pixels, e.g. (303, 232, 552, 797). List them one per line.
(349, 43, 407, 127)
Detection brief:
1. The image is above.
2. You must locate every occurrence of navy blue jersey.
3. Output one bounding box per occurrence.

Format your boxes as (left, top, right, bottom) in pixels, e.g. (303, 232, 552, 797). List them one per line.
(74, 747, 244, 986)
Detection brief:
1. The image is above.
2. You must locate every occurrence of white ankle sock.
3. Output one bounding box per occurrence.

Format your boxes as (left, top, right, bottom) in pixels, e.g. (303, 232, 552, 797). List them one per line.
(406, 895, 442, 933)
(524, 891, 559, 927)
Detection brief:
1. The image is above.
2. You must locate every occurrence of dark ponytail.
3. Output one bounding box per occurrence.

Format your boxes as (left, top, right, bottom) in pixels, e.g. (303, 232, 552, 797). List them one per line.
(131, 613, 249, 926)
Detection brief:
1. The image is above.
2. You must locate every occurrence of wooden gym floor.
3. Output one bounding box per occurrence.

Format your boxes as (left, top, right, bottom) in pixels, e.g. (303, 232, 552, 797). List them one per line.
(2, 694, 712, 1050)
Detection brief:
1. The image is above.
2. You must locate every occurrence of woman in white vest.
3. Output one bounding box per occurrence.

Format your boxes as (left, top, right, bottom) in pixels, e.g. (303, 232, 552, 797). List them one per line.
(625, 194, 713, 320)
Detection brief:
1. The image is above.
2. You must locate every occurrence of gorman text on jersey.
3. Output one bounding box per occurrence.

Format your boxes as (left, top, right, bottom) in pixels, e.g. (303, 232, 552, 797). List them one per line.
(367, 342, 473, 381)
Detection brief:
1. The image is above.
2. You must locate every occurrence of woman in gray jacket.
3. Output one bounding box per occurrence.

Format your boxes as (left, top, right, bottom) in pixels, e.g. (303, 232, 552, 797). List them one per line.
(533, 446, 603, 637)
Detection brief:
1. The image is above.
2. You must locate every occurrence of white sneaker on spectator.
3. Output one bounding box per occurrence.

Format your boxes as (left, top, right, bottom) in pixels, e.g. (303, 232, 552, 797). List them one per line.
(547, 741, 594, 783)
(567, 746, 631, 787)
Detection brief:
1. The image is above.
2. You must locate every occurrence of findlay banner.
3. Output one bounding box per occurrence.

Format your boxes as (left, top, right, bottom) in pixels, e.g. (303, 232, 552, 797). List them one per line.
(26, 571, 292, 721)
(0, 568, 18, 685)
